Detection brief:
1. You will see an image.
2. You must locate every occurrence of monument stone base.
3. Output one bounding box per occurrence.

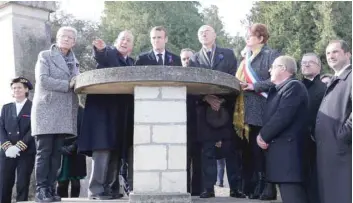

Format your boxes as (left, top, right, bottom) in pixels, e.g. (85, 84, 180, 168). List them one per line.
(129, 193, 191, 203)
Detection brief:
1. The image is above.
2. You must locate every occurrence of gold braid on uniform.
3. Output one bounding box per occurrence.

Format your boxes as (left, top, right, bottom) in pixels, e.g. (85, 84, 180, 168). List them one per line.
(16, 141, 27, 151)
(1, 141, 12, 151)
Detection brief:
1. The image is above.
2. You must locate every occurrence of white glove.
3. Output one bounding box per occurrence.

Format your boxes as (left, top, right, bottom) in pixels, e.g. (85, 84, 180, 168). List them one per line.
(5, 146, 20, 158)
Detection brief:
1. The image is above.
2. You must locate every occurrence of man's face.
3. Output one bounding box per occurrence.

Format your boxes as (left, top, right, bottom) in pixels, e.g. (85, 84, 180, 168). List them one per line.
(12, 83, 27, 99)
(301, 55, 320, 78)
(57, 30, 76, 50)
(270, 58, 285, 82)
(180, 51, 194, 67)
(326, 42, 350, 71)
(198, 25, 216, 47)
(150, 30, 168, 51)
(115, 32, 134, 56)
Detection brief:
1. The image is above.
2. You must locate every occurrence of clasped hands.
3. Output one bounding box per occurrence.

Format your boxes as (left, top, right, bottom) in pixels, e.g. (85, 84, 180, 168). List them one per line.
(204, 95, 225, 111)
(5, 145, 21, 158)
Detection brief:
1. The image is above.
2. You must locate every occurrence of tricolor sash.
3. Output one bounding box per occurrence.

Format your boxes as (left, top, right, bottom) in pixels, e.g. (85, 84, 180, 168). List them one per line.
(243, 50, 268, 98)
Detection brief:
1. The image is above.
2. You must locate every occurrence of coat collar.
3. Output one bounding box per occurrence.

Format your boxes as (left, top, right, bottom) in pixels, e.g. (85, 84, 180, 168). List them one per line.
(49, 44, 78, 76)
(199, 46, 223, 69)
(274, 77, 296, 91)
(148, 49, 173, 65)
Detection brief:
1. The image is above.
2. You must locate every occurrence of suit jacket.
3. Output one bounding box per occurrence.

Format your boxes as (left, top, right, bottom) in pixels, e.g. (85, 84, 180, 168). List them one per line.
(135, 50, 182, 66)
(261, 78, 309, 183)
(78, 46, 135, 156)
(0, 100, 35, 154)
(32, 44, 79, 136)
(315, 66, 352, 203)
(189, 46, 238, 142)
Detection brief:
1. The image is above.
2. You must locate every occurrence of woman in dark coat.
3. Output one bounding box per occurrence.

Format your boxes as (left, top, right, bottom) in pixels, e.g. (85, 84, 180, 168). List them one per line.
(57, 105, 87, 197)
(233, 23, 280, 200)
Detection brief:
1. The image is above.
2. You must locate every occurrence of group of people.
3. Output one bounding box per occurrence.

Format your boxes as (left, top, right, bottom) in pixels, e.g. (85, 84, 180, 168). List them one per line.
(0, 22, 351, 203)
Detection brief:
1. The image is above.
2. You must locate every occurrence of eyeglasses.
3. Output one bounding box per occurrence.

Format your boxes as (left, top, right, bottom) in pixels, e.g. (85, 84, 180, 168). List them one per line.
(301, 60, 319, 66)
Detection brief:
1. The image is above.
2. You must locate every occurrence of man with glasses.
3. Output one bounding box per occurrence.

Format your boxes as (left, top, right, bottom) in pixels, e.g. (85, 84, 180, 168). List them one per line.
(257, 55, 309, 203)
(300, 53, 326, 203)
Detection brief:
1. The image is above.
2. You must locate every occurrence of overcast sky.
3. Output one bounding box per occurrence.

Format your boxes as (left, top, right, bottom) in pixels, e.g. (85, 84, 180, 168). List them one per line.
(59, 0, 254, 37)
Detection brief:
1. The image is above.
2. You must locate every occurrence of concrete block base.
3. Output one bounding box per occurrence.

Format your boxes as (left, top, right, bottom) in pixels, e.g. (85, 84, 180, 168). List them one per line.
(129, 193, 191, 203)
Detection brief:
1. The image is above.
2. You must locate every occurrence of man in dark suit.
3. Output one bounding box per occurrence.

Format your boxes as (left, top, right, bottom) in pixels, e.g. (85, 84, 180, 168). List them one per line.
(189, 25, 244, 199)
(0, 77, 35, 203)
(315, 40, 352, 203)
(257, 55, 309, 203)
(78, 30, 135, 200)
(300, 53, 327, 203)
(135, 26, 181, 66)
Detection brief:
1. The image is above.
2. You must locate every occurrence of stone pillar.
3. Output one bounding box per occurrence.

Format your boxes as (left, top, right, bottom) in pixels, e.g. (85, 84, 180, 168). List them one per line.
(130, 86, 191, 203)
(0, 1, 54, 107)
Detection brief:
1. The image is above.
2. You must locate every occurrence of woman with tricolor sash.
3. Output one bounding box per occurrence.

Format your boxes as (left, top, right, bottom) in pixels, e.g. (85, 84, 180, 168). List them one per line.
(233, 23, 280, 200)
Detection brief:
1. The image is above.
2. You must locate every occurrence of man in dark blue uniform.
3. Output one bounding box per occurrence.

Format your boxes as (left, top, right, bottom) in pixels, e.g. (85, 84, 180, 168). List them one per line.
(0, 77, 35, 203)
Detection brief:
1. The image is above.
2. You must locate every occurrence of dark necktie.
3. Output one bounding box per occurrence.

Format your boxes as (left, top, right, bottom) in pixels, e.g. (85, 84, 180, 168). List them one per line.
(206, 51, 212, 61)
(157, 53, 163, 65)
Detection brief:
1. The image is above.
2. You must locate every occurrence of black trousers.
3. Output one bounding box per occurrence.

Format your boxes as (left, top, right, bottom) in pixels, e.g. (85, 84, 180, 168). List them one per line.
(187, 141, 202, 195)
(279, 183, 308, 203)
(201, 139, 241, 191)
(242, 125, 265, 193)
(57, 179, 80, 197)
(0, 152, 35, 203)
(35, 134, 65, 190)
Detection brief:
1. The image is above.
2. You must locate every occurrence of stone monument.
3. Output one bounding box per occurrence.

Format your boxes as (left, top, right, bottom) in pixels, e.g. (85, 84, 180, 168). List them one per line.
(0, 1, 55, 107)
(75, 66, 240, 203)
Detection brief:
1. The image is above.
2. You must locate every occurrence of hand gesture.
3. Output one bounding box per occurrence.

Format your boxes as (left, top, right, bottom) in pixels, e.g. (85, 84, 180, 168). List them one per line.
(70, 76, 77, 89)
(92, 39, 106, 51)
(256, 135, 269, 150)
(240, 82, 255, 91)
(204, 95, 222, 111)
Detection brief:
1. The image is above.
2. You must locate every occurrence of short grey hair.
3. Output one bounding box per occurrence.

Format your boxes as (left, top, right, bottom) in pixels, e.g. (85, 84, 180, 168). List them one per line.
(278, 55, 298, 75)
(56, 26, 78, 42)
(302, 52, 322, 68)
(114, 30, 134, 44)
(180, 48, 195, 54)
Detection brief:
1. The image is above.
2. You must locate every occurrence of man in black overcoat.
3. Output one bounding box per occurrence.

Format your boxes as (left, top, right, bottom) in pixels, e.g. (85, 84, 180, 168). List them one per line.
(300, 53, 327, 203)
(315, 40, 352, 203)
(78, 30, 135, 200)
(189, 25, 244, 199)
(135, 26, 181, 66)
(257, 56, 309, 203)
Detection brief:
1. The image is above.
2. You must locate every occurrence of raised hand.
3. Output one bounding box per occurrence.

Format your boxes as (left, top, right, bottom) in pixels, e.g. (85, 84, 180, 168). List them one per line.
(92, 38, 106, 51)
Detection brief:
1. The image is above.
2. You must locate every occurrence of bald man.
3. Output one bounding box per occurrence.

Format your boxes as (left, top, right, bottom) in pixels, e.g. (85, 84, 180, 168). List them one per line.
(257, 56, 309, 203)
(79, 30, 135, 200)
(189, 25, 244, 198)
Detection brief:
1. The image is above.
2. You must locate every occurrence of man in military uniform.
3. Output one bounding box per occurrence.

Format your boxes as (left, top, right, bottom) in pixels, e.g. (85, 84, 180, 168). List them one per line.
(0, 77, 35, 203)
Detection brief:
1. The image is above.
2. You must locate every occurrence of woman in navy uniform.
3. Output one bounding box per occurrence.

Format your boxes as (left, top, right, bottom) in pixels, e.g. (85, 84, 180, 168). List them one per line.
(0, 77, 35, 203)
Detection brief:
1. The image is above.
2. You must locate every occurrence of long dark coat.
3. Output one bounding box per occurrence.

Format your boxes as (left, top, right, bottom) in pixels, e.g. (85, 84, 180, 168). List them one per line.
(189, 46, 238, 143)
(78, 46, 134, 157)
(315, 66, 352, 203)
(260, 78, 309, 183)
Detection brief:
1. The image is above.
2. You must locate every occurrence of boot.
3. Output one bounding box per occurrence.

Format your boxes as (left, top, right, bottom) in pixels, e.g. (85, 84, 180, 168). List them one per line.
(248, 172, 265, 199)
(259, 182, 277, 200)
(35, 188, 54, 202)
(230, 179, 246, 198)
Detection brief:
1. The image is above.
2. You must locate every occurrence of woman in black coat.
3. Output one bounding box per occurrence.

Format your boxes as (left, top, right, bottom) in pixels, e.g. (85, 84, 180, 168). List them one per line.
(57, 106, 87, 197)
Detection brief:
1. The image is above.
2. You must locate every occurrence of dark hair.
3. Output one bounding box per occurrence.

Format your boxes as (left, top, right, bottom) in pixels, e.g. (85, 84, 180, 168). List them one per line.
(11, 78, 31, 97)
(328, 40, 351, 53)
(249, 23, 270, 44)
(151, 26, 168, 37)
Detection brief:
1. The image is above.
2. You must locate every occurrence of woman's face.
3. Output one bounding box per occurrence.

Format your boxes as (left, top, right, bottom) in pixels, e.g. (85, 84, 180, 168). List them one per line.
(56, 30, 76, 50)
(245, 32, 263, 48)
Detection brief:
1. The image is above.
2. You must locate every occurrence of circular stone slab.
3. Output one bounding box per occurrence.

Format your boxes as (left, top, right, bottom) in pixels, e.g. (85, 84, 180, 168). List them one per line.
(75, 66, 240, 95)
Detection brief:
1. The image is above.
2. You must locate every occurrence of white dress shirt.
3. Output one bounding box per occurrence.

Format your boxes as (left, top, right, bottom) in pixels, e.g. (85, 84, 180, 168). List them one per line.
(153, 50, 166, 65)
(15, 98, 27, 116)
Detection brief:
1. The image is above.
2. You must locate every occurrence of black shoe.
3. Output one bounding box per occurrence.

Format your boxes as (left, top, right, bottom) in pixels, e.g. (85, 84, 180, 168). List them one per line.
(199, 191, 215, 198)
(35, 188, 54, 202)
(249, 172, 265, 199)
(49, 187, 61, 202)
(89, 192, 114, 200)
(259, 183, 277, 200)
(230, 189, 246, 198)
